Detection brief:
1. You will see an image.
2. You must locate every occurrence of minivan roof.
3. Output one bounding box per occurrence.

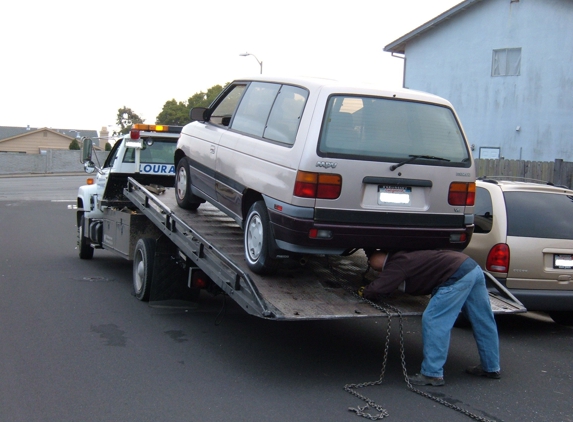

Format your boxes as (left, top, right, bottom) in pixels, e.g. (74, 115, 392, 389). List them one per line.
(232, 75, 455, 107)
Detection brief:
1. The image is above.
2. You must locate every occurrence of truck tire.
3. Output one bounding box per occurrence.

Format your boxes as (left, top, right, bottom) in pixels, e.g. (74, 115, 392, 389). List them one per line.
(78, 214, 94, 259)
(244, 201, 278, 275)
(176, 156, 202, 210)
(133, 238, 155, 301)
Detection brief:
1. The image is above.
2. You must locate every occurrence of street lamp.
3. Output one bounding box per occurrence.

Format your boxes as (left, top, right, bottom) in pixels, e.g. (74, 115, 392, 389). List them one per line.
(239, 52, 263, 74)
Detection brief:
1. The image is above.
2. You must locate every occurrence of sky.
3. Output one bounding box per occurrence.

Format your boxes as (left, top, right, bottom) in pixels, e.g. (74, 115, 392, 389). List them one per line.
(0, 0, 462, 134)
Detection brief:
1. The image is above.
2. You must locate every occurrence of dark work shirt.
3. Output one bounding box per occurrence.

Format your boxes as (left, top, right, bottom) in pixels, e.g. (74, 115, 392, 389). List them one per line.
(363, 250, 477, 301)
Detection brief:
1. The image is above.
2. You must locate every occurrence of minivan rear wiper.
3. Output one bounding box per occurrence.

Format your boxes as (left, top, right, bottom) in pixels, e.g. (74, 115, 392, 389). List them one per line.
(390, 155, 451, 171)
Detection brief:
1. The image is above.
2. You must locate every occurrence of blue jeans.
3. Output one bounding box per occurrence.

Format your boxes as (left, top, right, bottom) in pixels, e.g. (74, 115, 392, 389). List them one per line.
(420, 265, 500, 378)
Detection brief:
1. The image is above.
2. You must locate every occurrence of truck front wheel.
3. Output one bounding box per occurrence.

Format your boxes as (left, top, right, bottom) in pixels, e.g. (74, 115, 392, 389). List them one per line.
(133, 238, 155, 301)
(176, 157, 202, 210)
(244, 201, 278, 275)
(78, 215, 94, 259)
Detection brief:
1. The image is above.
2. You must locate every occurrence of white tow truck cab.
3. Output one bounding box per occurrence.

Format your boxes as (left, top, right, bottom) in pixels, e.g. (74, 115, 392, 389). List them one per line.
(77, 124, 185, 260)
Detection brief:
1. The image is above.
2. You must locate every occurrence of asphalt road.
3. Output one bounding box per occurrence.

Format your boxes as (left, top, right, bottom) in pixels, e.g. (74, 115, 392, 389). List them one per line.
(0, 175, 571, 422)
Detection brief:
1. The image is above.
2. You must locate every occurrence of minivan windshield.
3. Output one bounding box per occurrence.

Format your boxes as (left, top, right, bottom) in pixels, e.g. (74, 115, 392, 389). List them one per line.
(318, 95, 470, 165)
(505, 191, 573, 239)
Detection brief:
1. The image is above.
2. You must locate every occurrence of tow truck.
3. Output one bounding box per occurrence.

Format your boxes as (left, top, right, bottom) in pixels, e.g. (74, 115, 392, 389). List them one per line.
(76, 126, 525, 320)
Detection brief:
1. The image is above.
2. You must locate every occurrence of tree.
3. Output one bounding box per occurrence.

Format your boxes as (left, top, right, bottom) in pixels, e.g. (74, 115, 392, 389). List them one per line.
(104, 142, 112, 151)
(69, 138, 81, 150)
(155, 99, 189, 126)
(116, 106, 144, 135)
(155, 83, 227, 126)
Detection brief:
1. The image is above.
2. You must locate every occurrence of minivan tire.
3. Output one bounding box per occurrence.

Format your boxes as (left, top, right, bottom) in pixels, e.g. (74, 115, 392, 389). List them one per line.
(176, 156, 202, 210)
(244, 201, 278, 275)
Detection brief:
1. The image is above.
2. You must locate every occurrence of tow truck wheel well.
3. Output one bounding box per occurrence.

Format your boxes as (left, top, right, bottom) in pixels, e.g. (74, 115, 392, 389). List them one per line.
(76, 199, 85, 227)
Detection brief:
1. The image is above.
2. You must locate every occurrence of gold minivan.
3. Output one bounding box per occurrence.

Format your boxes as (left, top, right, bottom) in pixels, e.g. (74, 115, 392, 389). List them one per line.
(464, 178, 573, 325)
(175, 76, 476, 274)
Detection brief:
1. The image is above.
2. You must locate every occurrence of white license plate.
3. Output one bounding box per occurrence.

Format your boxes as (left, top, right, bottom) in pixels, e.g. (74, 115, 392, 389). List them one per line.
(378, 186, 411, 206)
(554, 254, 573, 269)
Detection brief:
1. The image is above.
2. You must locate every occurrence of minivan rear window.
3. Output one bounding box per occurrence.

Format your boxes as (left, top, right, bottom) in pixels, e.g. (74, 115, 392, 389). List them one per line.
(318, 95, 470, 165)
(505, 191, 573, 239)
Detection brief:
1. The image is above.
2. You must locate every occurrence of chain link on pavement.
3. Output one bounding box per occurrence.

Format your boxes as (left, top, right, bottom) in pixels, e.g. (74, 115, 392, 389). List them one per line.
(338, 279, 496, 422)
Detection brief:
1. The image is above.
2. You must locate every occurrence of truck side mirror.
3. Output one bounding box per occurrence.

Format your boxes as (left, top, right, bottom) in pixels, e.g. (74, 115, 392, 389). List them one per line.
(83, 161, 96, 174)
(190, 107, 210, 122)
(81, 138, 93, 163)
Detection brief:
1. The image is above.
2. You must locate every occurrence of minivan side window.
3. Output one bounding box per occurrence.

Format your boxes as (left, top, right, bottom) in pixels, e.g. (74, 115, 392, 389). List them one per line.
(231, 82, 309, 145)
(474, 187, 493, 233)
(232, 82, 279, 136)
(265, 85, 308, 145)
(210, 84, 247, 126)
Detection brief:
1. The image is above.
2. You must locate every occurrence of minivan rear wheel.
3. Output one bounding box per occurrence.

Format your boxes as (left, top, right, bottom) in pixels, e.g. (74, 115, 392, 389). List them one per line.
(547, 311, 573, 326)
(244, 201, 278, 275)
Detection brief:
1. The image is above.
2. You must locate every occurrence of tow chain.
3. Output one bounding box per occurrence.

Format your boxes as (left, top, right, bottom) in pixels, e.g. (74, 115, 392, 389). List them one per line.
(338, 281, 495, 422)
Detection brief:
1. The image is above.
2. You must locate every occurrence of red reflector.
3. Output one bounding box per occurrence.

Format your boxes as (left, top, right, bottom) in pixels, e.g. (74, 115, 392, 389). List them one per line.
(274, 204, 283, 212)
(486, 243, 510, 272)
(309, 228, 318, 238)
(130, 129, 140, 140)
(191, 271, 208, 289)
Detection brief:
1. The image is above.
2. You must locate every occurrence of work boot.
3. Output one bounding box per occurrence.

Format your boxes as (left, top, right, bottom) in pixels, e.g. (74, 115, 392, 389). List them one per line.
(408, 373, 445, 386)
(466, 365, 501, 379)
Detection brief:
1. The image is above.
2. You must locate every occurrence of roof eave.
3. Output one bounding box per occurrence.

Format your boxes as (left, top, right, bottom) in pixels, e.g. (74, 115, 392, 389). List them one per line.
(383, 0, 483, 54)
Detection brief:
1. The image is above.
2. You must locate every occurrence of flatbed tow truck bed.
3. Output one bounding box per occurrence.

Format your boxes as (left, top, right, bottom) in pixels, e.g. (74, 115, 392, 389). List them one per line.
(124, 178, 525, 320)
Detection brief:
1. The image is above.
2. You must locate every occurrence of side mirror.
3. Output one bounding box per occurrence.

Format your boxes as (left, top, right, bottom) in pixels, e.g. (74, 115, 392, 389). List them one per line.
(83, 161, 96, 174)
(81, 138, 93, 163)
(190, 107, 210, 122)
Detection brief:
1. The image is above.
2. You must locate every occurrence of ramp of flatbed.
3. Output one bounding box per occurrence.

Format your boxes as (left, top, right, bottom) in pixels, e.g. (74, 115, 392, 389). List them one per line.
(132, 186, 524, 320)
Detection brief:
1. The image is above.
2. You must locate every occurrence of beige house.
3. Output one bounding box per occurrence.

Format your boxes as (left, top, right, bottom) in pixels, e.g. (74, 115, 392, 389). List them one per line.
(0, 126, 100, 154)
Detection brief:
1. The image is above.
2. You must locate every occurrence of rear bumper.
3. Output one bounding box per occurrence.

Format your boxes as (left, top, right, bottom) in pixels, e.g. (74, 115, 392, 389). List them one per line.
(268, 208, 473, 254)
(504, 289, 573, 311)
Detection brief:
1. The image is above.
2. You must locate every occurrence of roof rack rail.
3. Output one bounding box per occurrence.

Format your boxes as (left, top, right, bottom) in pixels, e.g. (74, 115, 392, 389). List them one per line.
(478, 176, 555, 185)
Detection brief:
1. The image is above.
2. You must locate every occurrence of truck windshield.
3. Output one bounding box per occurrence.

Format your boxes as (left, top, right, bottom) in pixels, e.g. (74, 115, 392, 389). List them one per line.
(318, 95, 470, 165)
(123, 138, 175, 164)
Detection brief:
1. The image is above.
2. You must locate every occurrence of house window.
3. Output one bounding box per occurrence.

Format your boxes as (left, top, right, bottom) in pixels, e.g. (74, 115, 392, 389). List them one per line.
(492, 48, 521, 76)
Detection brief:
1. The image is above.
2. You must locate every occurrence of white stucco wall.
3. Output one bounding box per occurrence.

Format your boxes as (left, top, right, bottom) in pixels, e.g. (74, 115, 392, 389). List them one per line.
(402, 0, 573, 161)
(0, 150, 109, 175)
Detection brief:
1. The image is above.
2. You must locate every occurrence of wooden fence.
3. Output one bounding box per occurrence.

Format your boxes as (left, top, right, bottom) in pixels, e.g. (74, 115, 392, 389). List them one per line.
(475, 158, 573, 188)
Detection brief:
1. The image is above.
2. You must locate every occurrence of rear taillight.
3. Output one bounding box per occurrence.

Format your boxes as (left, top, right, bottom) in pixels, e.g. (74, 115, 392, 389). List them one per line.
(448, 182, 475, 206)
(294, 171, 342, 199)
(190, 270, 209, 289)
(486, 243, 510, 272)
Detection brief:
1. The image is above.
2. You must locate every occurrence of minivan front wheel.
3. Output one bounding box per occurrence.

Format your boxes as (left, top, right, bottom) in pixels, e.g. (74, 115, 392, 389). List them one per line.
(244, 201, 278, 275)
(176, 156, 202, 210)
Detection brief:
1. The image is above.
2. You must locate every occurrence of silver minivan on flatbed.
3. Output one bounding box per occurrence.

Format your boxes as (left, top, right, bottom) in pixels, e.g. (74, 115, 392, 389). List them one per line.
(175, 76, 476, 274)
